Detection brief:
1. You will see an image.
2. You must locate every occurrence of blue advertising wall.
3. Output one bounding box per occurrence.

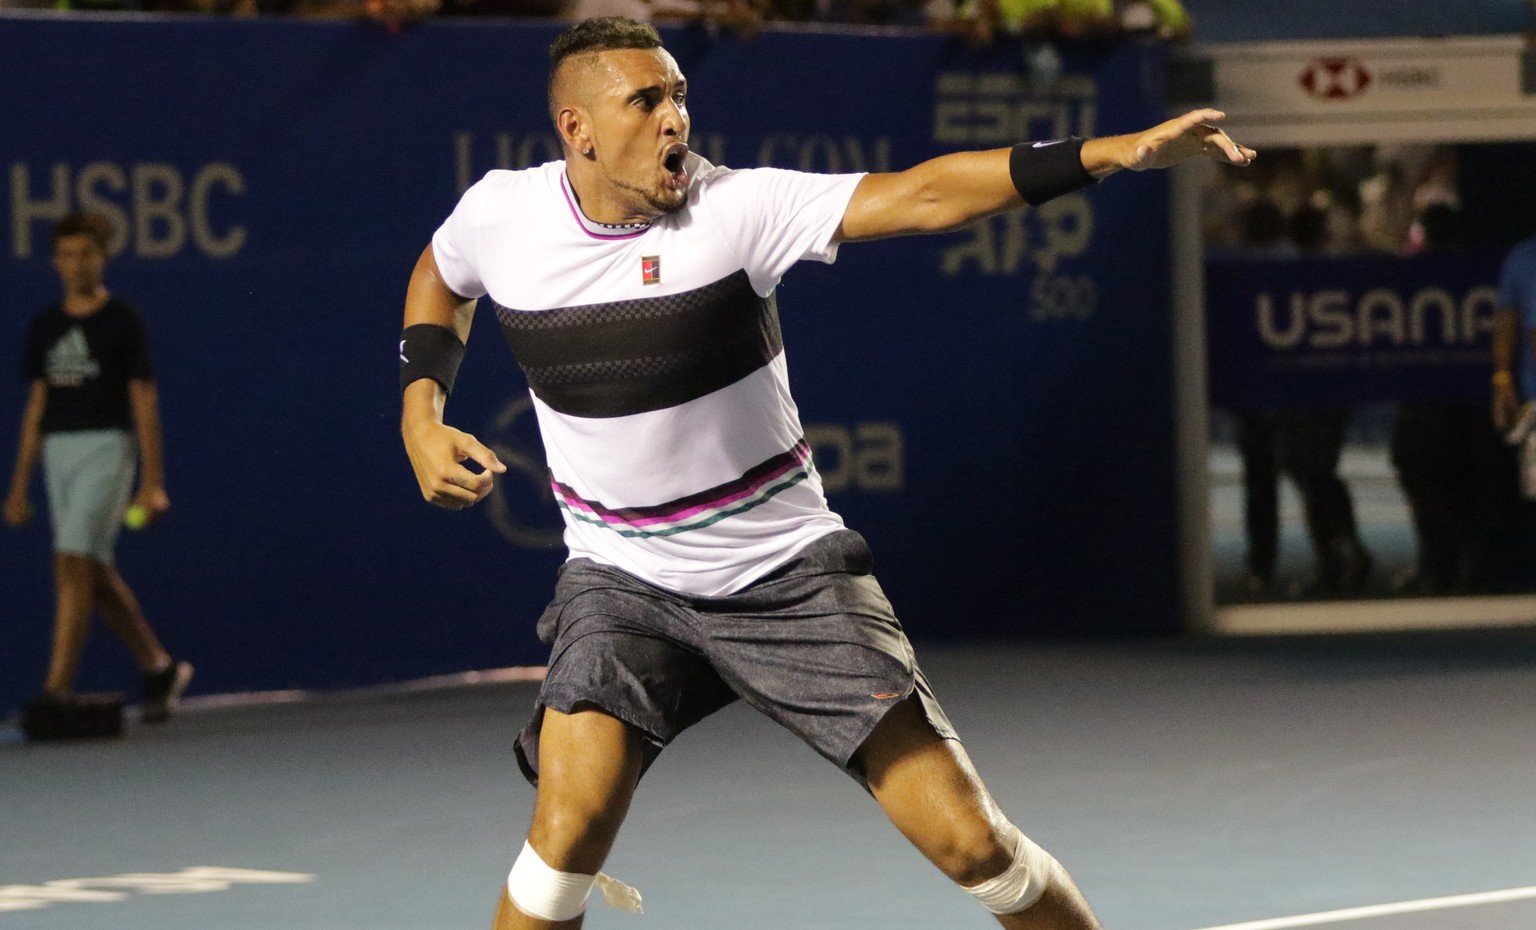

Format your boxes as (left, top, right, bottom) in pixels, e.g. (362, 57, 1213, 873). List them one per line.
(1207, 252, 1503, 409)
(0, 16, 1176, 714)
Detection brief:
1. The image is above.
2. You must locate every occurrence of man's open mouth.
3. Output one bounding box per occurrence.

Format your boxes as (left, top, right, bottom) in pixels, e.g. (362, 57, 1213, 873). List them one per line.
(663, 143, 690, 188)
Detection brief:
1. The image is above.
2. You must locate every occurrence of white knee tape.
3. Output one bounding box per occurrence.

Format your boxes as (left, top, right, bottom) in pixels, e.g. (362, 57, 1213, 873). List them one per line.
(964, 822, 1058, 915)
(507, 841, 596, 922)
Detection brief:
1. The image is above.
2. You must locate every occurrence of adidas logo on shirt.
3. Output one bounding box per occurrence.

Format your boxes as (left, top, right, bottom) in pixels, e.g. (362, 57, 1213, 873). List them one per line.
(45, 326, 101, 387)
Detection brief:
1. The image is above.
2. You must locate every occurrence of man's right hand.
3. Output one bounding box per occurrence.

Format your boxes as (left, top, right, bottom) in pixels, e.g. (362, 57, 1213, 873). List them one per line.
(403, 419, 508, 510)
(1494, 380, 1523, 434)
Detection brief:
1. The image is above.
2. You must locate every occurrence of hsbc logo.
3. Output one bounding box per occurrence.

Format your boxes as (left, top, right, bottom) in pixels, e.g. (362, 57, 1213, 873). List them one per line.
(1299, 58, 1372, 101)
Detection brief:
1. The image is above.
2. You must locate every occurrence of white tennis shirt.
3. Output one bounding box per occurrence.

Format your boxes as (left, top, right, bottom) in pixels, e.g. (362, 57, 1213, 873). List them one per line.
(432, 156, 866, 595)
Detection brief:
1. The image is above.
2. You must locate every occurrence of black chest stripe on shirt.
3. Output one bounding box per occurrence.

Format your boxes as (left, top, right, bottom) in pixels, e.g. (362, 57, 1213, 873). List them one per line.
(494, 270, 783, 419)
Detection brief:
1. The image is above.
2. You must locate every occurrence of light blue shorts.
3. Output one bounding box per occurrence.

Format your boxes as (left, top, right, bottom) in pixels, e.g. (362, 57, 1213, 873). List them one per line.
(43, 430, 136, 563)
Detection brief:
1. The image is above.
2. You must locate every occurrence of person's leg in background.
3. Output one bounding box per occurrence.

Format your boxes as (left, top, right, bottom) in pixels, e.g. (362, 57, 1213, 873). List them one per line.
(90, 559, 190, 721)
(1389, 404, 1459, 593)
(1285, 408, 1371, 595)
(1440, 404, 1502, 592)
(43, 552, 95, 697)
(92, 560, 170, 670)
(1463, 405, 1525, 590)
(1235, 410, 1280, 595)
(40, 430, 189, 717)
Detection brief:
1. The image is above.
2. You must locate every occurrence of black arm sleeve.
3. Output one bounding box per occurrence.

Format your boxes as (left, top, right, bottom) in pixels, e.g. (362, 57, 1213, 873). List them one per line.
(399, 323, 467, 397)
(1009, 137, 1097, 207)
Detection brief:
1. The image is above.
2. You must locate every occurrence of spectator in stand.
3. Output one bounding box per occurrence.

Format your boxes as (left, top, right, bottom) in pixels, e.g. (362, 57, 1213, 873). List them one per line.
(151, 0, 442, 20)
(1359, 157, 1415, 254)
(814, 0, 937, 27)
(940, 0, 1188, 44)
(558, 0, 763, 35)
(941, 0, 1057, 43)
(1114, 0, 1188, 38)
(435, 0, 564, 16)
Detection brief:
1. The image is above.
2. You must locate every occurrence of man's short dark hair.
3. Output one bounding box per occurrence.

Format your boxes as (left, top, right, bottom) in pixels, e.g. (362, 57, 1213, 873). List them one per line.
(51, 211, 112, 256)
(550, 17, 662, 68)
(547, 17, 664, 116)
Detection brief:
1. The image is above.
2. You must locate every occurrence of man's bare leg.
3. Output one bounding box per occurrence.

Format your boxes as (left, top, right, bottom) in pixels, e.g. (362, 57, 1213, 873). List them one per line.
(43, 553, 96, 696)
(90, 560, 169, 671)
(493, 705, 646, 930)
(857, 697, 1104, 930)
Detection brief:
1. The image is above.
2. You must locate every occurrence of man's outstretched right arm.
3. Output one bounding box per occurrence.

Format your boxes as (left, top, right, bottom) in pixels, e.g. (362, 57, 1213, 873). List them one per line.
(400, 243, 505, 510)
(835, 108, 1255, 242)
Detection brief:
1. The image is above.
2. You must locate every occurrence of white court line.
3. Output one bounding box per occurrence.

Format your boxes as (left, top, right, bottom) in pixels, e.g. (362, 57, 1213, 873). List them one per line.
(1190, 885, 1536, 930)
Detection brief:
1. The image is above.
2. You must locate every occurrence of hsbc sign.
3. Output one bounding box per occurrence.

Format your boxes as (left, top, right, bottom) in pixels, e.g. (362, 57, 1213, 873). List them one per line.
(1299, 58, 1372, 101)
(1297, 57, 1449, 102)
(1190, 36, 1536, 145)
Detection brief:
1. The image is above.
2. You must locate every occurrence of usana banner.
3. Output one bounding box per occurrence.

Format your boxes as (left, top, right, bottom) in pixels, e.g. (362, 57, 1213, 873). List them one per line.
(1206, 251, 1504, 410)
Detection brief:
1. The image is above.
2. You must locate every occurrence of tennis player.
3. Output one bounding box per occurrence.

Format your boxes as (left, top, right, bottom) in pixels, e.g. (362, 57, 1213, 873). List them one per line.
(399, 18, 1254, 929)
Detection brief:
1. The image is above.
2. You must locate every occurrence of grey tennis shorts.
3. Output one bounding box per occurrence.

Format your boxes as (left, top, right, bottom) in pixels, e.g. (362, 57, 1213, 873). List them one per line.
(42, 430, 136, 563)
(515, 529, 957, 792)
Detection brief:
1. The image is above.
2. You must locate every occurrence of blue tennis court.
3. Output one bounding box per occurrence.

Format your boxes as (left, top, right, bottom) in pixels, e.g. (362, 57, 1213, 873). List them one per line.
(4, 630, 1535, 929)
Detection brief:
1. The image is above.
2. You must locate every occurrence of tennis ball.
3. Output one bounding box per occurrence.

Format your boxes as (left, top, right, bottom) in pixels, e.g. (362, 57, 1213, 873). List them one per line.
(124, 504, 149, 531)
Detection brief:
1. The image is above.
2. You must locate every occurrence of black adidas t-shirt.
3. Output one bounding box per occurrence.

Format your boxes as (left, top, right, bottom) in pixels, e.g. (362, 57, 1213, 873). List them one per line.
(20, 298, 154, 434)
